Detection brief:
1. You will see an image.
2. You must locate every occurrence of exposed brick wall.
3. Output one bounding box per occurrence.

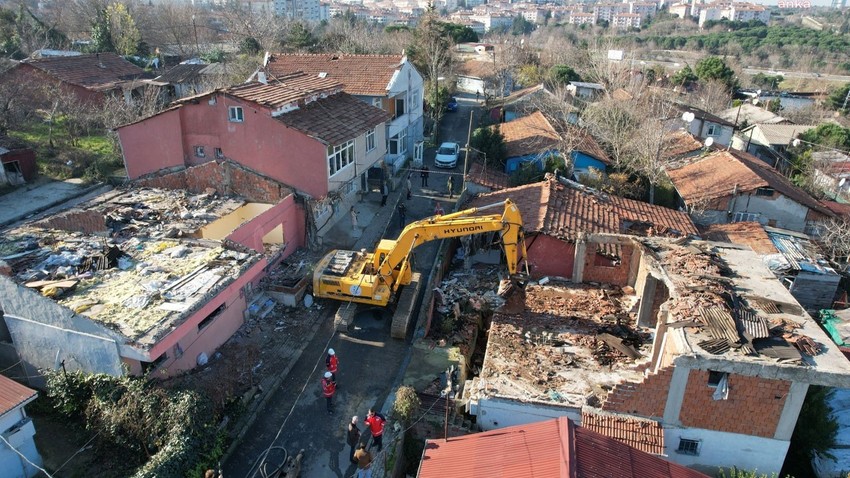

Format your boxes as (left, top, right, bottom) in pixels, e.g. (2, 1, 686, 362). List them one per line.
(34, 209, 107, 234)
(602, 366, 673, 419)
(679, 370, 789, 438)
(583, 244, 633, 286)
(134, 161, 292, 203)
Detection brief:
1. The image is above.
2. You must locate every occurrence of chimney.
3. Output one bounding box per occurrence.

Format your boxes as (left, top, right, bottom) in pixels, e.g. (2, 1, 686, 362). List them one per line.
(96, 52, 105, 68)
(258, 72, 267, 85)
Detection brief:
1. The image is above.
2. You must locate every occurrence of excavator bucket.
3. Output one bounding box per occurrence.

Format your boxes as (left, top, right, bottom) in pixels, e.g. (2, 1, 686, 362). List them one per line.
(497, 277, 527, 314)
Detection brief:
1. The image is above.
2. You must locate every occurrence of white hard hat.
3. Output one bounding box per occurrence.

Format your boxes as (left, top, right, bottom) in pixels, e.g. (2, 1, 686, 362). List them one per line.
(324, 371, 332, 378)
(328, 348, 335, 355)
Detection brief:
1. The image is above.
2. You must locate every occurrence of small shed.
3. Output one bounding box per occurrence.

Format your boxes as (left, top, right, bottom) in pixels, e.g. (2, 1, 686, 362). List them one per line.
(0, 375, 41, 478)
(0, 137, 37, 185)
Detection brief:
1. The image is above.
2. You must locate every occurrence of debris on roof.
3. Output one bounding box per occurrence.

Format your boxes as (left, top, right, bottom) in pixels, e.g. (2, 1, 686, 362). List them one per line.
(0, 188, 263, 347)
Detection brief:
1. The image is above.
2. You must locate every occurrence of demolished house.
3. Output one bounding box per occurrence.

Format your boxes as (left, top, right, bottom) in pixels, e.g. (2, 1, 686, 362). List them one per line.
(0, 181, 305, 386)
(453, 234, 850, 474)
(466, 177, 698, 280)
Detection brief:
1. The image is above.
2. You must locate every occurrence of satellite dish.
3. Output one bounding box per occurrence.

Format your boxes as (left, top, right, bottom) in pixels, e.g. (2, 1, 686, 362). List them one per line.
(840, 178, 847, 187)
(681, 112, 695, 122)
(704, 137, 715, 148)
(756, 89, 762, 96)
(792, 139, 801, 147)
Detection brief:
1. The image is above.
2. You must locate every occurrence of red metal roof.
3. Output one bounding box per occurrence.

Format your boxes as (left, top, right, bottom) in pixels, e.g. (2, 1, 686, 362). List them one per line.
(418, 417, 710, 478)
(0, 375, 37, 418)
(418, 417, 574, 478)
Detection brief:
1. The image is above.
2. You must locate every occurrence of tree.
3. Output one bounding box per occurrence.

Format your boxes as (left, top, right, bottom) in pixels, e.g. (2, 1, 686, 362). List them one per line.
(442, 22, 478, 43)
(470, 125, 507, 168)
(751, 72, 784, 89)
(105, 2, 140, 56)
(690, 79, 732, 114)
(827, 83, 850, 114)
(510, 15, 534, 35)
(286, 22, 316, 50)
(547, 64, 580, 87)
(671, 64, 698, 88)
(413, 7, 454, 139)
(767, 97, 782, 114)
(517, 64, 543, 86)
(694, 56, 736, 89)
(90, 9, 114, 53)
(799, 123, 850, 150)
(392, 386, 421, 425)
(239, 37, 262, 55)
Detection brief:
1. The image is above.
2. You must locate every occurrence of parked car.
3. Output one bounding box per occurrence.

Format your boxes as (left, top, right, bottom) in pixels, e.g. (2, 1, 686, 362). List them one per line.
(446, 97, 458, 112)
(435, 142, 460, 168)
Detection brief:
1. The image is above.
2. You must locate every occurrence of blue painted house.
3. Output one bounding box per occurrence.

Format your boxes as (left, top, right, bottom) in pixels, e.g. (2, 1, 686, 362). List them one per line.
(498, 111, 610, 176)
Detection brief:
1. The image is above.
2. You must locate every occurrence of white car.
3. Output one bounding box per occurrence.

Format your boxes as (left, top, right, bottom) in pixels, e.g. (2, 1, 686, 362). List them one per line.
(434, 142, 460, 168)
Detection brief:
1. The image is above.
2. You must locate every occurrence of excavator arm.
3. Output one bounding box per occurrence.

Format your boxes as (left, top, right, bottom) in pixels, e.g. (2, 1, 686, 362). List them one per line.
(313, 199, 527, 307)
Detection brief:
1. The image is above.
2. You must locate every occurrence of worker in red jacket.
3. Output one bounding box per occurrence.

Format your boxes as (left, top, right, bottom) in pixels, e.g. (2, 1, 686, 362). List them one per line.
(321, 371, 336, 415)
(326, 348, 338, 382)
(364, 408, 386, 451)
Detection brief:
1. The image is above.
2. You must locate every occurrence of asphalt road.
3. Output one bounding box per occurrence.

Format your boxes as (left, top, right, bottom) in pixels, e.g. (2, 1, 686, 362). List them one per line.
(222, 97, 479, 478)
(632, 58, 850, 84)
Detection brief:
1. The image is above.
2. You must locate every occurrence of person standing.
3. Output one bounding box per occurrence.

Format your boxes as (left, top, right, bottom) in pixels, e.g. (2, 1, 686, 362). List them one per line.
(321, 372, 336, 415)
(406, 175, 412, 200)
(326, 348, 338, 382)
(446, 175, 454, 199)
(364, 408, 386, 451)
(421, 166, 430, 187)
(353, 443, 373, 478)
(350, 206, 358, 231)
(380, 182, 389, 206)
(347, 416, 361, 465)
(398, 203, 407, 228)
(434, 201, 445, 216)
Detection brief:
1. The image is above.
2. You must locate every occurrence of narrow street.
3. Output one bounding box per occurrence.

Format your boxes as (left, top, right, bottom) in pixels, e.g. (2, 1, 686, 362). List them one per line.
(223, 94, 481, 478)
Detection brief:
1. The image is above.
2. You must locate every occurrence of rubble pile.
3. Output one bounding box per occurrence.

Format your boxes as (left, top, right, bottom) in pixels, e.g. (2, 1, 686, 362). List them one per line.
(1, 228, 257, 342)
(434, 267, 506, 315)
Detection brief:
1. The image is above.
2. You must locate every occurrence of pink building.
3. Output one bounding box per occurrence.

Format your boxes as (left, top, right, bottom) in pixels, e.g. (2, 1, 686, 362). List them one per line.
(117, 72, 390, 238)
(0, 169, 306, 381)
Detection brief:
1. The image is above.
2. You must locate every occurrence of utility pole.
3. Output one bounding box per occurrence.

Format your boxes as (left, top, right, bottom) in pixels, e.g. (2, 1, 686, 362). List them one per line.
(462, 110, 473, 194)
(843, 87, 850, 111)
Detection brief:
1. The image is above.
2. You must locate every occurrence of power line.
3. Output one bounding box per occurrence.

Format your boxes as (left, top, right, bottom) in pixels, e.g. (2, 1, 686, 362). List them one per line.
(0, 434, 54, 478)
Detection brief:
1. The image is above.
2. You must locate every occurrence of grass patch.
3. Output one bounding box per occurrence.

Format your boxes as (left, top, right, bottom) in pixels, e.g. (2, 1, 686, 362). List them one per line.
(9, 120, 122, 182)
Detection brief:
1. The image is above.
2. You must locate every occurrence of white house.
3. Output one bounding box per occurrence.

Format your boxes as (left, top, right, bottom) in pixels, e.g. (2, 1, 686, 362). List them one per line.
(262, 53, 425, 174)
(567, 81, 605, 100)
(0, 375, 41, 478)
(671, 104, 736, 148)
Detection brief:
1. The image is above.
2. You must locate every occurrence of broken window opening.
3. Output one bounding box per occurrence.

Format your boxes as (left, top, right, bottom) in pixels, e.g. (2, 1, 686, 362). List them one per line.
(141, 353, 168, 374)
(194, 146, 205, 158)
(198, 303, 226, 330)
(707, 370, 727, 387)
(215, 148, 224, 159)
(677, 438, 700, 456)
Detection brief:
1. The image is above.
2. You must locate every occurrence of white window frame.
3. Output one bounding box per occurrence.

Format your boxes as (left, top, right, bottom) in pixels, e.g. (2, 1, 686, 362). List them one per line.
(706, 123, 719, 136)
(214, 147, 224, 159)
(229, 106, 244, 123)
(366, 128, 376, 152)
(194, 146, 206, 158)
(410, 90, 419, 113)
(677, 438, 700, 456)
(327, 139, 356, 177)
(372, 97, 383, 108)
(399, 127, 407, 154)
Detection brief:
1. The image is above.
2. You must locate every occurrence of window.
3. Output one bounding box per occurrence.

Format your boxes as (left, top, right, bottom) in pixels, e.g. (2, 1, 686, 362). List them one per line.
(706, 124, 719, 136)
(327, 139, 356, 176)
(410, 91, 419, 112)
(198, 303, 225, 330)
(194, 146, 206, 158)
(372, 97, 383, 109)
(389, 128, 407, 155)
(755, 187, 774, 197)
(215, 148, 224, 159)
(707, 370, 726, 387)
(366, 128, 376, 152)
(733, 212, 759, 223)
(229, 106, 244, 122)
(395, 97, 405, 118)
(677, 438, 700, 456)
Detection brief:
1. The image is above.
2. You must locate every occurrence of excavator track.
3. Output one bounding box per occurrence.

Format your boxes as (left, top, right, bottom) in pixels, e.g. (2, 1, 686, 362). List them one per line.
(391, 272, 421, 339)
(334, 302, 358, 332)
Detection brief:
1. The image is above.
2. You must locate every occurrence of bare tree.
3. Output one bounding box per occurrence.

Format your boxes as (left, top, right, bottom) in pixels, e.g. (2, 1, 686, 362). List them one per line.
(690, 79, 732, 114)
(625, 91, 682, 204)
(0, 62, 39, 135)
(581, 97, 637, 169)
(415, 8, 454, 138)
(818, 218, 850, 265)
(576, 43, 636, 96)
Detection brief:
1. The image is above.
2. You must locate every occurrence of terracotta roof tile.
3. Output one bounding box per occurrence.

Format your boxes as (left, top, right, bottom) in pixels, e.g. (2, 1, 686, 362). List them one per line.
(469, 179, 697, 241)
(664, 130, 705, 159)
(496, 111, 561, 158)
(580, 411, 665, 455)
(0, 375, 37, 419)
(21, 52, 146, 92)
(667, 149, 833, 216)
(154, 63, 209, 84)
(701, 222, 778, 254)
(264, 53, 404, 96)
(226, 73, 343, 110)
(467, 161, 510, 190)
(821, 200, 850, 218)
(276, 91, 391, 145)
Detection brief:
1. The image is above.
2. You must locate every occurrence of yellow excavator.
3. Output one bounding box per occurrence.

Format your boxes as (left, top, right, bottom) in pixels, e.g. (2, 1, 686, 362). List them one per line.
(312, 199, 528, 336)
